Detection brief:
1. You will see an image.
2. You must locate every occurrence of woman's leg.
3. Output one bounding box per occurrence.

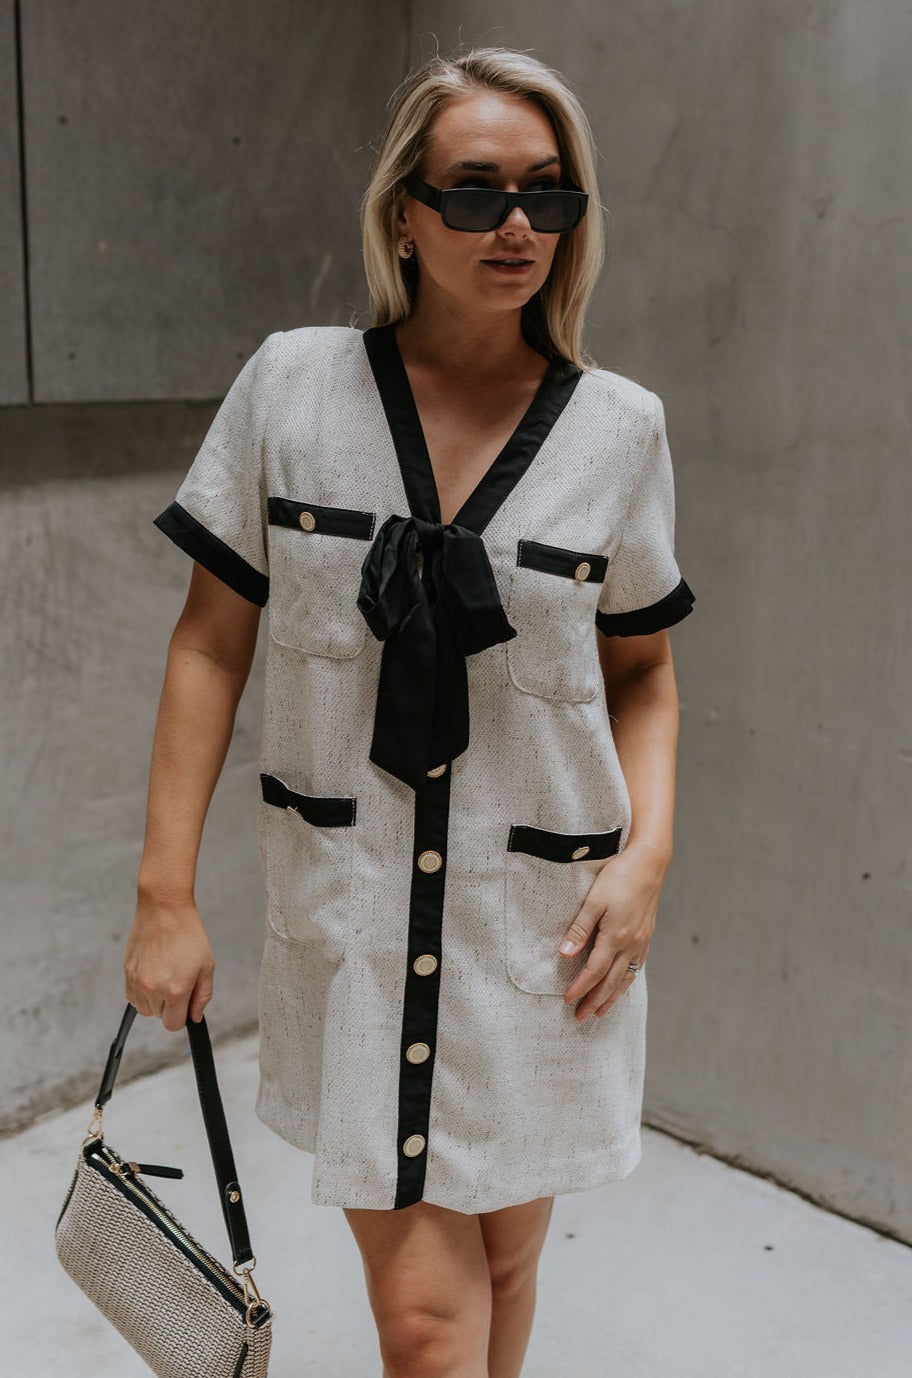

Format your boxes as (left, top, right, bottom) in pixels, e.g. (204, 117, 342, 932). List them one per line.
(479, 1196, 555, 1378)
(343, 1200, 493, 1378)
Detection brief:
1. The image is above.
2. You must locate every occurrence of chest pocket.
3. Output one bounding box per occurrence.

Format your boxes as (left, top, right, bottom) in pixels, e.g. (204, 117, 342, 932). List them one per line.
(505, 539, 609, 702)
(266, 498, 377, 658)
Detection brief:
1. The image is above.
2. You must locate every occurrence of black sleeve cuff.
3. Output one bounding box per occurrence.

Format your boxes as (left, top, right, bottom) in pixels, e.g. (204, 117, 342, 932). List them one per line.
(595, 576, 695, 637)
(153, 501, 269, 607)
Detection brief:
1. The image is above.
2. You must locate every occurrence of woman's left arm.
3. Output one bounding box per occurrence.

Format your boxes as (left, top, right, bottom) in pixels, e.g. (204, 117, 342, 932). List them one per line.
(559, 628, 680, 1021)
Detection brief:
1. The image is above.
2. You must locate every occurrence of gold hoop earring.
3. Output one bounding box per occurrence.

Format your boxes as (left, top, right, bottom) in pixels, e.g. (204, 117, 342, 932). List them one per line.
(397, 237, 415, 260)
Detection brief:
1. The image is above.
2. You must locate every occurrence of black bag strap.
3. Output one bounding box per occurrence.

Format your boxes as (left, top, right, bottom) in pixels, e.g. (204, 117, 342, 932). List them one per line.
(93, 1003, 254, 1269)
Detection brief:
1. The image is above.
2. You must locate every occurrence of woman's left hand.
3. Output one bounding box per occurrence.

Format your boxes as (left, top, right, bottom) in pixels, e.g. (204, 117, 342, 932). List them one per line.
(558, 842, 669, 1021)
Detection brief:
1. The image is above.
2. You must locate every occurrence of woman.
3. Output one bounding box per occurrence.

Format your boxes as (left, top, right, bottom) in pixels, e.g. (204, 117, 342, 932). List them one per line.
(126, 47, 695, 1378)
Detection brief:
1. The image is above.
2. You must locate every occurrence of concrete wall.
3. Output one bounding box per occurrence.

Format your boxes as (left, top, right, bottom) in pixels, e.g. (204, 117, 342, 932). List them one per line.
(0, 404, 269, 1120)
(411, 2, 912, 1240)
(13, 0, 405, 401)
(2, 1, 910, 1245)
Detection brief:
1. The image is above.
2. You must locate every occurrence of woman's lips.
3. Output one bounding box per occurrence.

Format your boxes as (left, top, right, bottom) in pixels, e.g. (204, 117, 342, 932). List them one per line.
(482, 258, 534, 274)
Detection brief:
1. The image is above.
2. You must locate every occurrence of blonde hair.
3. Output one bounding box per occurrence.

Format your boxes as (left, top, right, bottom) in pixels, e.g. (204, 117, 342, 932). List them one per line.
(361, 47, 605, 369)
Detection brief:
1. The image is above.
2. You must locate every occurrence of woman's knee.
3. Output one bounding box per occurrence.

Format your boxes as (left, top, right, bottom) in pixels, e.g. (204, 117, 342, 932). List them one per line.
(343, 1201, 492, 1370)
(378, 1305, 472, 1376)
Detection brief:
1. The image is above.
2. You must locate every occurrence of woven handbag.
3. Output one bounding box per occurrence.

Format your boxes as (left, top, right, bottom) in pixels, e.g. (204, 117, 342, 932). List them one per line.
(55, 1003, 273, 1377)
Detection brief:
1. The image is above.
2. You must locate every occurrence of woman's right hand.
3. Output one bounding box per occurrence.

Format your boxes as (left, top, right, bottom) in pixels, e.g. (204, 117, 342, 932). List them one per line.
(124, 895, 215, 1032)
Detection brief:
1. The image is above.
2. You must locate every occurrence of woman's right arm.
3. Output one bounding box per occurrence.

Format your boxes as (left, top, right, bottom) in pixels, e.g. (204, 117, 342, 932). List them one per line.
(124, 560, 262, 1032)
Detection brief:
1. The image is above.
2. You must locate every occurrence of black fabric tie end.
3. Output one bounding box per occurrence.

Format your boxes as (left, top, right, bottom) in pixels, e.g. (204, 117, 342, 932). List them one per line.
(358, 514, 515, 790)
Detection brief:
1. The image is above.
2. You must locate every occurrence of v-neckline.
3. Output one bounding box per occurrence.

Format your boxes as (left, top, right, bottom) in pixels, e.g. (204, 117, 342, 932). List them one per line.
(362, 323, 582, 536)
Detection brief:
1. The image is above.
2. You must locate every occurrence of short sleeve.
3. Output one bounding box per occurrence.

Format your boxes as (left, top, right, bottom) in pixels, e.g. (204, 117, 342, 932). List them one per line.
(595, 393, 696, 637)
(153, 331, 284, 606)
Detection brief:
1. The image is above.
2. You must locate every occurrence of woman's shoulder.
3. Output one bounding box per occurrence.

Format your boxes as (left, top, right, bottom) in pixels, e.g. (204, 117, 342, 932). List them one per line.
(257, 324, 369, 396)
(273, 322, 365, 361)
(577, 363, 662, 427)
(557, 365, 666, 468)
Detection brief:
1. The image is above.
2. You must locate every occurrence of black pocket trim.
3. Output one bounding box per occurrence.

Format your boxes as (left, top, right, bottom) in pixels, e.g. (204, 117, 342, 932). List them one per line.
(595, 576, 696, 637)
(260, 772, 356, 826)
(153, 502, 269, 607)
(516, 538, 609, 583)
(267, 498, 377, 540)
(507, 823, 622, 862)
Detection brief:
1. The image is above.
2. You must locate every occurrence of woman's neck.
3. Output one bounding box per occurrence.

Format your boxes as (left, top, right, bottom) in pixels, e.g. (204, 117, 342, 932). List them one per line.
(393, 300, 542, 383)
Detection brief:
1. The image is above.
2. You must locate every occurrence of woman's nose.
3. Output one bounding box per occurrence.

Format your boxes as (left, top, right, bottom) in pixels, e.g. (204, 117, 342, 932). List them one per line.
(500, 203, 533, 234)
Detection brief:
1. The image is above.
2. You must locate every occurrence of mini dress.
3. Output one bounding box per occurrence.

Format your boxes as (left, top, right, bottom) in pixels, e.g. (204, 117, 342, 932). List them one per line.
(154, 322, 695, 1214)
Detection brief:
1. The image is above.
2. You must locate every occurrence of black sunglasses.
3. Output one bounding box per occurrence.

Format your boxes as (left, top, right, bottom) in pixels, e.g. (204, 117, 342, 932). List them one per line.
(403, 173, 588, 234)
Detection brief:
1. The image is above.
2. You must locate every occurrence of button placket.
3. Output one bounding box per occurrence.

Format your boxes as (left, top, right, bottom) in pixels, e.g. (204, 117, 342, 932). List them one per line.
(394, 733, 451, 1207)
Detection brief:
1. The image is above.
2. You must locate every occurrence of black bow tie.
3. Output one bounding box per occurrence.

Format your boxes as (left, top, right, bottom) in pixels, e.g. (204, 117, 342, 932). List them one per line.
(357, 514, 517, 790)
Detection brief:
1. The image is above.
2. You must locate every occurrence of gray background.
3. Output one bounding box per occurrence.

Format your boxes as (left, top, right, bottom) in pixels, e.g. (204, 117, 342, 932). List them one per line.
(1, 1, 909, 1246)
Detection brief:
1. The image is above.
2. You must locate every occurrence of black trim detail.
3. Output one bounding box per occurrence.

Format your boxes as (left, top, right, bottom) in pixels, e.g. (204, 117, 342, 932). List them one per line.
(267, 497, 377, 540)
(516, 538, 609, 583)
(356, 322, 581, 794)
(508, 823, 623, 863)
(595, 576, 696, 638)
(362, 323, 582, 533)
(358, 324, 585, 1206)
(153, 501, 269, 607)
(232, 1341, 250, 1378)
(394, 766, 452, 1209)
(260, 772, 356, 826)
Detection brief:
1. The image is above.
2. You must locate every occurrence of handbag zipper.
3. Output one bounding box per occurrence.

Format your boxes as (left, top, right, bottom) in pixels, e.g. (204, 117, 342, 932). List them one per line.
(128, 1161, 185, 1179)
(84, 1138, 260, 1316)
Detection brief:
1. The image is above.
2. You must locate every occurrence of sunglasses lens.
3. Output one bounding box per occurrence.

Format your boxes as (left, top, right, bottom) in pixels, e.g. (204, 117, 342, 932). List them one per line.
(442, 190, 506, 231)
(527, 192, 581, 233)
(436, 187, 588, 233)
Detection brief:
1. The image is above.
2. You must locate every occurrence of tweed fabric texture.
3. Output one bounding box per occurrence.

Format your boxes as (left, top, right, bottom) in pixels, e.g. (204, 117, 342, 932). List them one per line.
(157, 325, 692, 1214)
(55, 1149, 271, 1376)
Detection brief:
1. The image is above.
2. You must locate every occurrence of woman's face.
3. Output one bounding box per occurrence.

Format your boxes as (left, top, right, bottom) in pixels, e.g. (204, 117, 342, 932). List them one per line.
(399, 90, 564, 321)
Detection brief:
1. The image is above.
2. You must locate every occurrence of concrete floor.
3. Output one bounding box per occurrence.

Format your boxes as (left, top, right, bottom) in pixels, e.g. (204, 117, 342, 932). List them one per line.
(8, 1030, 911, 1377)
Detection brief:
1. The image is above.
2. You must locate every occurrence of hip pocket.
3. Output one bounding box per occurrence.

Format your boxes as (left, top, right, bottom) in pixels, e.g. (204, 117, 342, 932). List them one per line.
(504, 821, 623, 995)
(505, 539, 608, 702)
(266, 498, 377, 658)
(259, 772, 357, 963)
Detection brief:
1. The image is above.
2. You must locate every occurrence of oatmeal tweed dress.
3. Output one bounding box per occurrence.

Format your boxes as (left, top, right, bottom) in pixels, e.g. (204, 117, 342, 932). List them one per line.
(154, 323, 695, 1214)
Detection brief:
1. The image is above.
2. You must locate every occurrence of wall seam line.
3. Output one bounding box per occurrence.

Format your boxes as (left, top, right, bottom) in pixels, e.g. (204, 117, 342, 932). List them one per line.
(12, 0, 33, 402)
